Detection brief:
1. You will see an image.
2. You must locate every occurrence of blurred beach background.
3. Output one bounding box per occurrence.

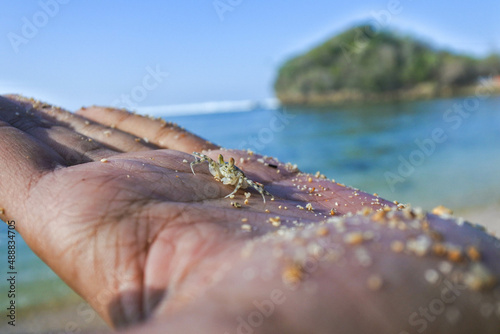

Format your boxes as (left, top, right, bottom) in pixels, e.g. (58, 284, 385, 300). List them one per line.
(1, 1, 500, 333)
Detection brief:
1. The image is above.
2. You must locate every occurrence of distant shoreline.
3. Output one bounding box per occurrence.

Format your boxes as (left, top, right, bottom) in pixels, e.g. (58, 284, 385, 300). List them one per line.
(456, 203, 500, 237)
(277, 83, 500, 107)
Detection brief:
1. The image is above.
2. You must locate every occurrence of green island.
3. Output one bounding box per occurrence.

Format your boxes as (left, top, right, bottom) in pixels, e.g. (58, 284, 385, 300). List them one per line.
(274, 24, 500, 106)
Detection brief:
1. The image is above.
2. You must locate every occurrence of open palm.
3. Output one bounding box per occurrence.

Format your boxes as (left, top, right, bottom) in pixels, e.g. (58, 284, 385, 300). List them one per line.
(1, 95, 499, 333)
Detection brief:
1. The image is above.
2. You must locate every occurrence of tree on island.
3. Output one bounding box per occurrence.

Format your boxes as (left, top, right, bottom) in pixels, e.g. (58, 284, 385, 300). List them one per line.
(274, 24, 500, 105)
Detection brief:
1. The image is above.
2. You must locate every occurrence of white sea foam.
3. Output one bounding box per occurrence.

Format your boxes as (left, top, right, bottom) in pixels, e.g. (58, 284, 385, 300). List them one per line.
(137, 97, 280, 117)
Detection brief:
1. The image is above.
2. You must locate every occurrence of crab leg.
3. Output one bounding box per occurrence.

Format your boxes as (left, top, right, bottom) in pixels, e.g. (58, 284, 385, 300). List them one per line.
(247, 179, 273, 203)
(190, 155, 208, 175)
(224, 176, 244, 199)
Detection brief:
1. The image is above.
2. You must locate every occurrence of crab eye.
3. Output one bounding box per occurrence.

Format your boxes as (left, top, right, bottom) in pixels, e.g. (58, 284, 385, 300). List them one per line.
(218, 154, 224, 164)
(229, 157, 235, 167)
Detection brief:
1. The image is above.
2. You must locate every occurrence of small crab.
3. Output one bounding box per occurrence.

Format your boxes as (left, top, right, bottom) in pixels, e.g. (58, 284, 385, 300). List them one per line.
(190, 152, 273, 203)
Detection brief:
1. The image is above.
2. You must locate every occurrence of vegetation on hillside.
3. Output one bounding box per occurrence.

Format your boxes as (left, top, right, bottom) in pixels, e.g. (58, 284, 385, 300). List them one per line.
(274, 24, 500, 105)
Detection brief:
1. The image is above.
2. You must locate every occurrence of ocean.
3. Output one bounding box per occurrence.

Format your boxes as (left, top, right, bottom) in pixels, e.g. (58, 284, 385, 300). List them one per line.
(1, 95, 500, 312)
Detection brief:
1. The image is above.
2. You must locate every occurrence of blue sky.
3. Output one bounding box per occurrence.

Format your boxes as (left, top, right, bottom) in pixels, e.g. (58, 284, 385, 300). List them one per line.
(1, 0, 499, 111)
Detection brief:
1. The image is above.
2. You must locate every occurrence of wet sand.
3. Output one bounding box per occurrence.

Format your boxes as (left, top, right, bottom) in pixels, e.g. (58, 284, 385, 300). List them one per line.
(457, 204, 500, 237)
(0, 296, 109, 334)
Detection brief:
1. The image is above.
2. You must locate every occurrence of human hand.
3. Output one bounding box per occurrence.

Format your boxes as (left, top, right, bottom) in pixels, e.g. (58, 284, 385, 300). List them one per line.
(1, 95, 499, 333)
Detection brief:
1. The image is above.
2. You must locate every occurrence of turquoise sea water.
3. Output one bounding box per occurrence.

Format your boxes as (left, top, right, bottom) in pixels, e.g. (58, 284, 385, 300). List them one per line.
(1, 95, 500, 310)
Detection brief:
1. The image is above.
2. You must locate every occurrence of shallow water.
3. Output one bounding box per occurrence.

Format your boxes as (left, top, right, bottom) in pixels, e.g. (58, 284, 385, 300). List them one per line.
(1, 95, 499, 310)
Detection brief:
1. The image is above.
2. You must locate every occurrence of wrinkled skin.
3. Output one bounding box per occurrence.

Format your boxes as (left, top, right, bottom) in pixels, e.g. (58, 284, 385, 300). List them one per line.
(0, 95, 499, 333)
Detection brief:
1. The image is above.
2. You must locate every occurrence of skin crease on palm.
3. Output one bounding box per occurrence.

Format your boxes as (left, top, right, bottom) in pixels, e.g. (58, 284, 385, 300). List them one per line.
(0, 95, 500, 334)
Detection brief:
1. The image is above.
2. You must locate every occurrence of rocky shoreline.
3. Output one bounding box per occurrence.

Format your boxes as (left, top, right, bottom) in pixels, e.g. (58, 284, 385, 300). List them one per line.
(276, 84, 500, 107)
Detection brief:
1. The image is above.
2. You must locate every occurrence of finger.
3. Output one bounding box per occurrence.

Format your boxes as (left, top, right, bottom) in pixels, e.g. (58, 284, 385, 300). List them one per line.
(11, 95, 160, 153)
(76, 106, 219, 153)
(3, 95, 118, 164)
(0, 97, 67, 221)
